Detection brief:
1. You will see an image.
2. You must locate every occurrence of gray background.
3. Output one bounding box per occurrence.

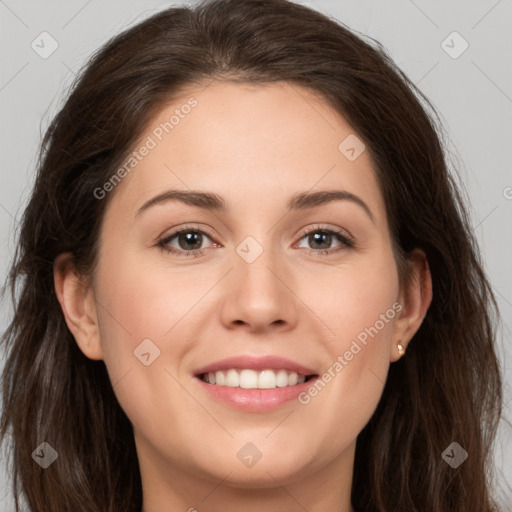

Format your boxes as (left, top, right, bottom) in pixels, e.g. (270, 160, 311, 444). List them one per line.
(0, 0, 511, 509)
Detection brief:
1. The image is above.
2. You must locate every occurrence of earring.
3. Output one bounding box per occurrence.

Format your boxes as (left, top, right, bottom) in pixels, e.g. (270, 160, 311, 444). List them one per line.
(397, 343, 405, 355)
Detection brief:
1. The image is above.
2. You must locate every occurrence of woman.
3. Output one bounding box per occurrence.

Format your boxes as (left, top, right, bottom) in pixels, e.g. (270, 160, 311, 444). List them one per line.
(0, 0, 504, 510)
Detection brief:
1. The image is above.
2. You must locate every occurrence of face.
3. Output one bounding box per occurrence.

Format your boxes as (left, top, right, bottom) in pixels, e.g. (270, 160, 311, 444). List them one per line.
(56, 80, 429, 501)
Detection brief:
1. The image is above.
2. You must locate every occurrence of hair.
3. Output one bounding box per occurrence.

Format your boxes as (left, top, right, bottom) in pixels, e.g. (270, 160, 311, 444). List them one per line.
(0, 0, 504, 510)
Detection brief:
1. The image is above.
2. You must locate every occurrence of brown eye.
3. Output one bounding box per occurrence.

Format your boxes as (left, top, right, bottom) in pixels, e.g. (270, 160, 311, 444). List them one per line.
(158, 227, 216, 257)
(296, 226, 354, 256)
(174, 231, 205, 251)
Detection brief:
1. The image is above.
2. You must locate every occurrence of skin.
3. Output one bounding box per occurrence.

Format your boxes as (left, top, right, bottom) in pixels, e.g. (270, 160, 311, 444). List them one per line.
(54, 80, 432, 512)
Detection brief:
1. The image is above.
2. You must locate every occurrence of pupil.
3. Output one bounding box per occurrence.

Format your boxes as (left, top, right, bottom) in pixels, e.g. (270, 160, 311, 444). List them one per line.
(310, 232, 331, 249)
(179, 232, 202, 250)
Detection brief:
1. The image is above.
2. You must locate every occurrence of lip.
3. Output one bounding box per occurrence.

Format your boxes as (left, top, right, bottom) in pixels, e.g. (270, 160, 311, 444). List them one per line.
(195, 376, 319, 412)
(193, 355, 319, 412)
(194, 355, 317, 376)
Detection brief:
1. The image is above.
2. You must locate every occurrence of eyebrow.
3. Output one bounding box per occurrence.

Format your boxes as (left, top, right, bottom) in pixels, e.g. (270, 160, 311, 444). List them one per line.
(135, 189, 375, 223)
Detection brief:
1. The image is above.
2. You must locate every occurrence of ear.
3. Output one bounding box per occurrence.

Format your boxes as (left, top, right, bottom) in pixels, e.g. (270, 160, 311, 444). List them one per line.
(390, 248, 433, 362)
(53, 252, 103, 360)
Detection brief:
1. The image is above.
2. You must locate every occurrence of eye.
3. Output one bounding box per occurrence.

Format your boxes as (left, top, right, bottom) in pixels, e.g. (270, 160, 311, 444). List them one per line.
(296, 225, 354, 257)
(157, 226, 217, 258)
(157, 224, 354, 258)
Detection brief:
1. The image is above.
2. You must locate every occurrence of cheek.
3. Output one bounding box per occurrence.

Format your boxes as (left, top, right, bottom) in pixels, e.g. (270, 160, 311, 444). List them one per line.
(295, 245, 399, 434)
(92, 251, 202, 412)
(94, 247, 210, 346)
(302, 244, 399, 353)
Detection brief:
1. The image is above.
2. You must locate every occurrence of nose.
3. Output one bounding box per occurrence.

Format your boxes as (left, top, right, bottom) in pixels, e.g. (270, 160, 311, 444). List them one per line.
(218, 240, 299, 334)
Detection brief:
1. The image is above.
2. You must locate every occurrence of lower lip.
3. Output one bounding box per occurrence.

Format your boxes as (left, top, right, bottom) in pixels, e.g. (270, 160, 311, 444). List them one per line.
(194, 376, 318, 412)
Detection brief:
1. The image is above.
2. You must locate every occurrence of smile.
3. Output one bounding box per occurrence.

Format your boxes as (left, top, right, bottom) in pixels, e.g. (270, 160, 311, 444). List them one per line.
(193, 355, 319, 411)
(199, 368, 316, 389)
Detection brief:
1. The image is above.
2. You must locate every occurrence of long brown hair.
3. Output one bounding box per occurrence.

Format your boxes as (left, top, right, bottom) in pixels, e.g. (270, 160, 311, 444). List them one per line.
(0, 0, 503, 510)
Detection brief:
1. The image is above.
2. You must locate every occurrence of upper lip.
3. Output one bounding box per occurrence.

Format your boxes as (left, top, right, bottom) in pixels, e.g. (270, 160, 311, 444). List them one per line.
(194, 355, 318, 377)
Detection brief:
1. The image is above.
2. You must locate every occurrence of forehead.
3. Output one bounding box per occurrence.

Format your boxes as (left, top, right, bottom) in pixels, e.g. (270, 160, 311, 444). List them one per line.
(107, 80, 387, 226)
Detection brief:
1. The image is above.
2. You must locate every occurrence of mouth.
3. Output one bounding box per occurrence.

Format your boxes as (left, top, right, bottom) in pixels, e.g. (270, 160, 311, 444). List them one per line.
(196, 369, 318, 389)
(193, 356, 319, 411)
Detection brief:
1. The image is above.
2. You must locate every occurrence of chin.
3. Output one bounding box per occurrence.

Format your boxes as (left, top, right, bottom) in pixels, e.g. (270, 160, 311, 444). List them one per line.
(197, 453, 315, 489)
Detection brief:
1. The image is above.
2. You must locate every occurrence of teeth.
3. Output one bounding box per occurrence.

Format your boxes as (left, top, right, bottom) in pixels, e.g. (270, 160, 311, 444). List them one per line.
(225, 369, 238, 387)
(201, 369, 310, 389)
(258, 369, 276, 389)
(215, 371, 225, 386)
(276, 369, 289, 387)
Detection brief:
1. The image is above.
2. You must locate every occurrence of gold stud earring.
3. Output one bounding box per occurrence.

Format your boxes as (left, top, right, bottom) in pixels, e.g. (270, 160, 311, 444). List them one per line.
(397, 343, 405, 355)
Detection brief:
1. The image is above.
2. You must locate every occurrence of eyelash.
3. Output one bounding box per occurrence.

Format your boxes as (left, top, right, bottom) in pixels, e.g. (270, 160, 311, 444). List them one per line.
(157, 224, 355, 258)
